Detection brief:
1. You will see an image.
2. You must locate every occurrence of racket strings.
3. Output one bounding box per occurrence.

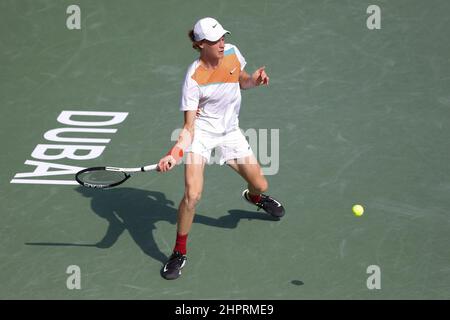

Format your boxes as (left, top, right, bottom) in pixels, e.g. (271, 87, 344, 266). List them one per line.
(77, 170, 127, 186)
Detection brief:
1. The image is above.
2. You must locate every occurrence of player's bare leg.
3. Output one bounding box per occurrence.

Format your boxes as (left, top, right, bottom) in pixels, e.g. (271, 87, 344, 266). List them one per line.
(227, 154, 267, 193)
(178, 152, 206, 235)
(161, 152, 206, 280)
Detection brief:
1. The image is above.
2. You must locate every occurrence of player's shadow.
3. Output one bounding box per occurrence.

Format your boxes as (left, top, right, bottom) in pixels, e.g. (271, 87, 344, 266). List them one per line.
(25, 187, 275, 264)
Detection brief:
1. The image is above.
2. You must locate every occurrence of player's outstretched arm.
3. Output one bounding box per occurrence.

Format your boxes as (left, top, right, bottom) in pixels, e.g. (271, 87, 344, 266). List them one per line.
(239, 66, 269, 90)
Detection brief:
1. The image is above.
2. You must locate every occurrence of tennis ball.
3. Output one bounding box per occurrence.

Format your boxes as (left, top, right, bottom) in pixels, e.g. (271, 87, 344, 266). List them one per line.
(352, 204, 364, 217)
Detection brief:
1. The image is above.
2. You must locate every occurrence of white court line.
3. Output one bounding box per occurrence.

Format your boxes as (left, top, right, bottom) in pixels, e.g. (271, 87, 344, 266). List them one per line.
(10, 179, 78, 185)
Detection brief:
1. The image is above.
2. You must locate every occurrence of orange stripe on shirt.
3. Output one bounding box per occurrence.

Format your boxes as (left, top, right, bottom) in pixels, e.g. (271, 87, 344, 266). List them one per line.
(191, 54, 241, 86)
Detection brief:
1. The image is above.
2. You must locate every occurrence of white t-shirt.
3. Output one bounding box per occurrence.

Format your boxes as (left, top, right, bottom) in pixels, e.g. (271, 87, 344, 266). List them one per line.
(180, 44, 247, 134)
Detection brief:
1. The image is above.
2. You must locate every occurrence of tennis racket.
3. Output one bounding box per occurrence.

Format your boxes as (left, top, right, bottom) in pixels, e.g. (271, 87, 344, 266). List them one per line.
(75, 164, 159, 189)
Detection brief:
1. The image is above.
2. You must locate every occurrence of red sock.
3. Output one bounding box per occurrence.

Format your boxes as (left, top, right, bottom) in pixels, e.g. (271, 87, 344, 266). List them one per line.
(174, 233, 188, 255)
(248, 192, 262, 204)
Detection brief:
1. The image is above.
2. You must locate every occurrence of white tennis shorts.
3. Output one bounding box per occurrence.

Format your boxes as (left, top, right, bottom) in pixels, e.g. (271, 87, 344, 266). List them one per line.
(186, 127, 253, 165)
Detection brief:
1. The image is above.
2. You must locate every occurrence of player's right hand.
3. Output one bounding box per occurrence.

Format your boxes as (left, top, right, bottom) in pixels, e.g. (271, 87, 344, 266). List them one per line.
(158, 155, 176, 172)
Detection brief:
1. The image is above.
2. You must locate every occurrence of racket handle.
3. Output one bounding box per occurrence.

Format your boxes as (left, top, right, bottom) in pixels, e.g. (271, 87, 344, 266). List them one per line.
(142, 164, 159, 172)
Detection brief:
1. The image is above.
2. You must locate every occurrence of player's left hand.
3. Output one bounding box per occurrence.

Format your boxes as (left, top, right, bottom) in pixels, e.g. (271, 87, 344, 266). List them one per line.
(252, 66, 269, 86)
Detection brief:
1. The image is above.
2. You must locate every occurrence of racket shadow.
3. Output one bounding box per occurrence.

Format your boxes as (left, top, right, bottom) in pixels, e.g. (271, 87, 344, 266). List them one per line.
(26, 186, 276, 264)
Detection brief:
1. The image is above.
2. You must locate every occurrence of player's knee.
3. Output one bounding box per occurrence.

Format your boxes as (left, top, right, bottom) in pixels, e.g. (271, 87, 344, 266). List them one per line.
(184, 190, 202, 208)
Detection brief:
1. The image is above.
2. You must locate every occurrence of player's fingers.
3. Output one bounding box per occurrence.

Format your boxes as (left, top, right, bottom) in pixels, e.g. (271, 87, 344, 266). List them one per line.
(254, 67, 265, 78)
(258, 76, 268, 86)
(164, 161, 172, 172)
(157, 160, 165, 172)
(159, 159, 171, 172)
(257, 67, 268, 85)
(260, 72, 267, 81)
(258, 67, 265, 77)
(167, 156, 178, 171)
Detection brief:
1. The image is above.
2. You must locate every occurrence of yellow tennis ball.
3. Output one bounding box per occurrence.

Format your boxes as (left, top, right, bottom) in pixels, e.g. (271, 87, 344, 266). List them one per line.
(352, 204, 364, 216)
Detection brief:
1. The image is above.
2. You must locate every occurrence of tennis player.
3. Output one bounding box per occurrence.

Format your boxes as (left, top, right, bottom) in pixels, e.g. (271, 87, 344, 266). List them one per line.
(158, 17, 285, 280)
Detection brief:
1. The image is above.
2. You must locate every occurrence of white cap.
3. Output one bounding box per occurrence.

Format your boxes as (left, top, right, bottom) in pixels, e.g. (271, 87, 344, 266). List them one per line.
(193, 17, 230, 42)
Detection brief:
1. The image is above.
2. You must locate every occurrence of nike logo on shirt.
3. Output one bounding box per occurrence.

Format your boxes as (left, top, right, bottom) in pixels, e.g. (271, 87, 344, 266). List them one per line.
(230, 67, 237, 74)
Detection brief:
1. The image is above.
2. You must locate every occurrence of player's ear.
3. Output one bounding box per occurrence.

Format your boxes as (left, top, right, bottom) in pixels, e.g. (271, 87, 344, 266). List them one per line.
(199, 39, 209, 49)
